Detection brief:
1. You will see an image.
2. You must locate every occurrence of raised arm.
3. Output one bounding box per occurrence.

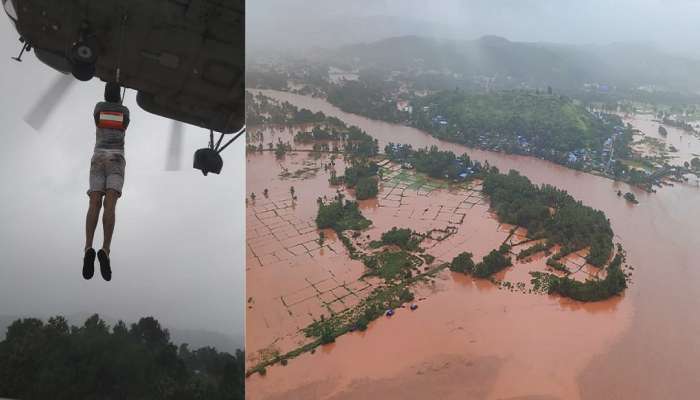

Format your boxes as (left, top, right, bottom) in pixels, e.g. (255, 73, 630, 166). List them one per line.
(122, 106, 130, 130)
(93, 102, 102, 125)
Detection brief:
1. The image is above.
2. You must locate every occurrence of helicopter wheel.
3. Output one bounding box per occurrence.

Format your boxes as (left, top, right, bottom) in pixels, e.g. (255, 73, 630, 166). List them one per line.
(192, 128, 244, 176)
(71, 41, 98, 64)
(193, 148, 223, 176)
(72, 61, 96, 81)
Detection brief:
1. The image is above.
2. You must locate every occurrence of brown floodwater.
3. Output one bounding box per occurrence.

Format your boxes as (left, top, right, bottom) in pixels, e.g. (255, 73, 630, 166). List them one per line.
(246, 148, 364, 360)
(247, 90, 700, 399)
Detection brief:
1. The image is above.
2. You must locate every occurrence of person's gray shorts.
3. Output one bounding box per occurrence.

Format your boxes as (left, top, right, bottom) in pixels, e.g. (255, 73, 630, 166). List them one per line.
(88, 152, 125, 197)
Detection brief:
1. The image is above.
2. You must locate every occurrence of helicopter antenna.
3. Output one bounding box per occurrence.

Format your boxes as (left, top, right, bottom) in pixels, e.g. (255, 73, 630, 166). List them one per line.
(11, 40, 30, 63)
(115, 12, 129, 83)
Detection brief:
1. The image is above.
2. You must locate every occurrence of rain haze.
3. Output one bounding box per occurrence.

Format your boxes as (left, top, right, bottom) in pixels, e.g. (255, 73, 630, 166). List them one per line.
(0, 20, 245, 350)
(249, 0, 700, 56)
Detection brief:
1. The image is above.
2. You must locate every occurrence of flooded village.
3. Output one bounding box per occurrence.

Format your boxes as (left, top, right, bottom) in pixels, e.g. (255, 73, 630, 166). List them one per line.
(244, 88, 700, 399)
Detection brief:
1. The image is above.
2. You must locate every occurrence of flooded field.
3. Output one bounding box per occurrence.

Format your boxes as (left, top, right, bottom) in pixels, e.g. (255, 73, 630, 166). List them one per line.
(247, 91, 700, 399)
(624, 113, 700, 167)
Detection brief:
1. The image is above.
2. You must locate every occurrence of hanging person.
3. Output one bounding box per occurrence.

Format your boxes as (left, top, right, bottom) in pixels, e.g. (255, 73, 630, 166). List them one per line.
(82, 82, 130, 281)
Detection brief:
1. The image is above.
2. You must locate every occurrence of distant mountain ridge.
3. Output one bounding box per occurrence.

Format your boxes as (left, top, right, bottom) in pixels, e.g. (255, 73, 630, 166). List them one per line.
(248, 14, 445, 57)
(0, 313, 242, 354)
(326, 35, 700, 92)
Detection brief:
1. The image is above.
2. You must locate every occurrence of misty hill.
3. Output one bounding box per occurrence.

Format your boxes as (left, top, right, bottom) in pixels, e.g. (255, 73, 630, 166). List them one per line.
(327, 35, 700, 92)
(169, 328, 242, 355)
(248, 15, 445, 57)
(0, 313, 242, 355)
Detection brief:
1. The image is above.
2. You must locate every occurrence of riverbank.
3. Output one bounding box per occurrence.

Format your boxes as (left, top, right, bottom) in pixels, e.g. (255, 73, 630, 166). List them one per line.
(251, 89, 700, 192)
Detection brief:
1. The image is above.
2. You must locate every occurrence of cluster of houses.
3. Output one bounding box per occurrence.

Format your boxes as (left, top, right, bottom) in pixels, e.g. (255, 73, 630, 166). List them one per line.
(582, 82, 613, 93)
(396, 100, 413, 114)
(601, 137, 614, 160)
(566, 148, 591, 164)
(452, 160, 476, 181)
(568, 132, 622, 170)
(431, 114, 449, 127)
(516, 135, 531, 151)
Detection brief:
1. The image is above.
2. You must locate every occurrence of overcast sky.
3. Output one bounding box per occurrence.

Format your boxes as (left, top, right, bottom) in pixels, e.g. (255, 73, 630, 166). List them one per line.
(249, 0, 700, 55)
(0, 20, 245, 346)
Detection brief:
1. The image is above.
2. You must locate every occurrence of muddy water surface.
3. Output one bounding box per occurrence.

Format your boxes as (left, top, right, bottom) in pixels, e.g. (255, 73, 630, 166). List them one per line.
(247, 90, 700, 399)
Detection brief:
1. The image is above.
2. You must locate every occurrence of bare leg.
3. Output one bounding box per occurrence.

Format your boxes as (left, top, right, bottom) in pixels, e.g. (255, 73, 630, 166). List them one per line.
(85, 192, 104, 251)
(102, 190, 119, 255)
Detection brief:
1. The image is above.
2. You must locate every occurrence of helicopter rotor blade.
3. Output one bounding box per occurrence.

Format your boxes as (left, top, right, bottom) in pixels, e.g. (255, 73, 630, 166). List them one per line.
(165, 121, 185, 171)
(24, 73, 75, 132)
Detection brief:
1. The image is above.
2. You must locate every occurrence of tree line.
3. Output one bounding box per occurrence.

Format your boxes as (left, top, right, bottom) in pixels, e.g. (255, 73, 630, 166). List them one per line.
(482, 169, 614, 266)
(0, 315, 244, 400)
(532, 251, 628, 302)
(385, 143, 485, 180)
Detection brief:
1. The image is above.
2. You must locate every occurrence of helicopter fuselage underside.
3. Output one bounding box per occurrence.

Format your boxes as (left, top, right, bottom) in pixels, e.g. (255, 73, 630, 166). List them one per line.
(7, 0, 244, 134)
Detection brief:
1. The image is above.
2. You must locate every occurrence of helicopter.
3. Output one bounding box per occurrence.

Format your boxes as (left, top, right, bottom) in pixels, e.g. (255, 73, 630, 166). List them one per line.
(2, 0, 245, 175)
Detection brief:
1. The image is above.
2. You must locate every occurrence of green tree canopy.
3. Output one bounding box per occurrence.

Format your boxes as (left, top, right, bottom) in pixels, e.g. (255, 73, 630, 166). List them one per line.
(0, 315, 244, 400)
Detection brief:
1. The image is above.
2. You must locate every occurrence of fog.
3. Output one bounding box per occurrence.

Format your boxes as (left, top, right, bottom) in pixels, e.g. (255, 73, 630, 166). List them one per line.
(248, 0, 700, 56)
(0, 20, 245, 350)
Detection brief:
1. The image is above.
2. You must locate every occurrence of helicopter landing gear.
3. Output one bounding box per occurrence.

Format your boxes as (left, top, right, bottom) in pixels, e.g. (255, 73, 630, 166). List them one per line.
(193, 128, 245, 176)
(71, 60, 96, 81)
(70, 23, 98, 81)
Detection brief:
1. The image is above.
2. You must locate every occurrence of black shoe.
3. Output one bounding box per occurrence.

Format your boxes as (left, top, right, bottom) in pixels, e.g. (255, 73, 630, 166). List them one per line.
(97, 249, 112, 281)
(83, 248, 96, 280)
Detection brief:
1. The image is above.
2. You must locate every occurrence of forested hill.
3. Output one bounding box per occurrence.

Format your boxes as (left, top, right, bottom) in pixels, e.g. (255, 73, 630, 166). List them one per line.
(327, 35, 700, 92)
(413, 90, 614, 153)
